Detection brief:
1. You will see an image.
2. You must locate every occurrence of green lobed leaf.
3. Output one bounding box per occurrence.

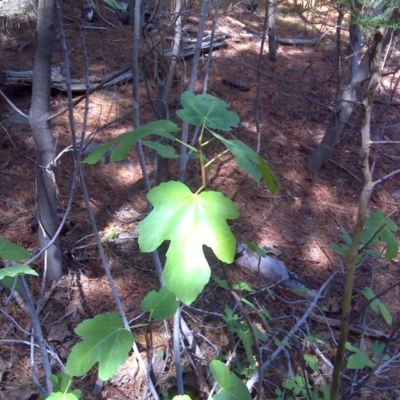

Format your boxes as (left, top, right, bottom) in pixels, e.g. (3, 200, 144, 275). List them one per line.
(304, 354, 319, 373)
(172, 396, 193, 400)
(103, 0, 126, 11)
(361, 211, 399, 261)
(83, 120, 179, 164)
(232, 281, 253, 291)
(339, 226, 353, 246)
(347, 351, 375, 369)
(346, 342, 375, 369)
(329, 243, 349, 257)
(138, 181, 239, 305)
(65, 312, 133, 380)
(46, 393, 79, 400)
(0, 265, 38, 279)
(209, 360, 252, 400)
(49, 373, 81, 400)
(141, 140, 178, 158)
(177, 92, 239, 131)
(370, 341, 390, 361)
(244, 239, 267, 257)
(0, 276, 23, 293)
(214, 277, 229, 290)
(0, 237, 30, 261)
(141, 286, 179, 320)
(363, 287, 392, 325)
(211, 133, 279, 193)
(213, 393, 238, 400)
(236, 325, 255, 366)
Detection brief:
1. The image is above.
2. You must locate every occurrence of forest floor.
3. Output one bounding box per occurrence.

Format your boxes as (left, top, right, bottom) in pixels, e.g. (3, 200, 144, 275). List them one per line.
(1, 0, 400, 399)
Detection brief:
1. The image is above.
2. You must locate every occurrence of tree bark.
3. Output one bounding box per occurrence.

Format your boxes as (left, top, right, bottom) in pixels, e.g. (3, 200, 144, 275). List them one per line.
(29, 0, 63, 280)
(307, 35, 378, 173)
(268, 0, 277, 61)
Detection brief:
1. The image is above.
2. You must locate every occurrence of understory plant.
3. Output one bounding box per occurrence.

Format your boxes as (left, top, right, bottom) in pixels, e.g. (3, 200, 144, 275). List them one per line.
(52, 91, 277, 399)
(1, 91, 399, 398)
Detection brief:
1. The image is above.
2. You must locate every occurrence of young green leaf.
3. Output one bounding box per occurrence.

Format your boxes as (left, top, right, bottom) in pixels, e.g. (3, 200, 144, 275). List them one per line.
(244, 239, 267, 257)
(329, 243, 349, 257)
(103, 0, 126, 11)
(209, 360, 252, 400)
(214, 277, 229, 290)
(0, 276, 23, 293)
(172, 396, 192, 400)
(370, 342, 390, 361)
(361, 211, 399, 261)
(65, 312, 133, 380)
(0, 237, 30, 261)
(83, 120, 180, 164)
(347, 350, 375, 369)
(211, 133, 279, 193)
(346, 342, 375, 369)
(274, 337, 290, 349)
(304, 354, 319, 373)
(141, 140, 178, 158)
(339, 226, 353, 246)
(46, 393, 80, 400)
(141, 286, 179, 320)
(138, 181, 239, 305)
(363, 287, 392, 325)
(0, 265, 38, 279)
(232, 281, 253, 291)
(177, 92, 239, 131)
(48, 373, 81, 400)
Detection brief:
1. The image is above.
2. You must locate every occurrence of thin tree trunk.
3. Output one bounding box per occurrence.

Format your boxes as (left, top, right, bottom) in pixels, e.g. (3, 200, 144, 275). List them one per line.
(307, 36, 376, 173)
(268, 0, 276, 61)
(348, 22, 363, 79)
(330, 28, 384, 399)
(29, 0, 63, 281)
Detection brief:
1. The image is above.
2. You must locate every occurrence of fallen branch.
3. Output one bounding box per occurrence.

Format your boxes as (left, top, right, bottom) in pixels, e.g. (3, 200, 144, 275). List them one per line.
(0, 67, 134, 93)
(246, 271, 338, 392)
(307, 311, 391, 340)
(0, 36, 227, 93)
(276, 37, 317, 45)
(235, 243, 317, 299)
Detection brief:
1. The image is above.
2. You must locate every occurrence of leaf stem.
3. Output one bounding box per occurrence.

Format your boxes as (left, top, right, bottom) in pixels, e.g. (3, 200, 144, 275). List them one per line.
(198, 124, 207, 188)
(174, 138, 198, 153)
(205, 149, 230, 168)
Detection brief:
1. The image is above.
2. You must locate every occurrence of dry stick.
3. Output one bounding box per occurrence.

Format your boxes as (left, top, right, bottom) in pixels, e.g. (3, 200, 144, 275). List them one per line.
(19, 277, 51, 394)
(246, 271, 338, 392)
(54, 3, 159, 398)
(131, 1, 162, 398)
(254, 0, 269, 156)
(203, 0, 222, 94)
(47, 64, 133, 122)
(132, 0, 150, 193)
(78, 171, 161, 397)
(0, 88, 29, 118)
(178, 0, 210, 182)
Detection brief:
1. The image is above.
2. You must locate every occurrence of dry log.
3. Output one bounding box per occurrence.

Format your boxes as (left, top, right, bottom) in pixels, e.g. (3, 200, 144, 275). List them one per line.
(0, 35, 227, 92)
(276, 37, 317, 45)
(235, 243, 317, 299)
(0, 67, 134, 92)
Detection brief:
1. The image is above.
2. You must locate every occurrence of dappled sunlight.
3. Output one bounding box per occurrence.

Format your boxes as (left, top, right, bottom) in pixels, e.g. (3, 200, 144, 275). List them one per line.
(0, 0, 399, 397)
